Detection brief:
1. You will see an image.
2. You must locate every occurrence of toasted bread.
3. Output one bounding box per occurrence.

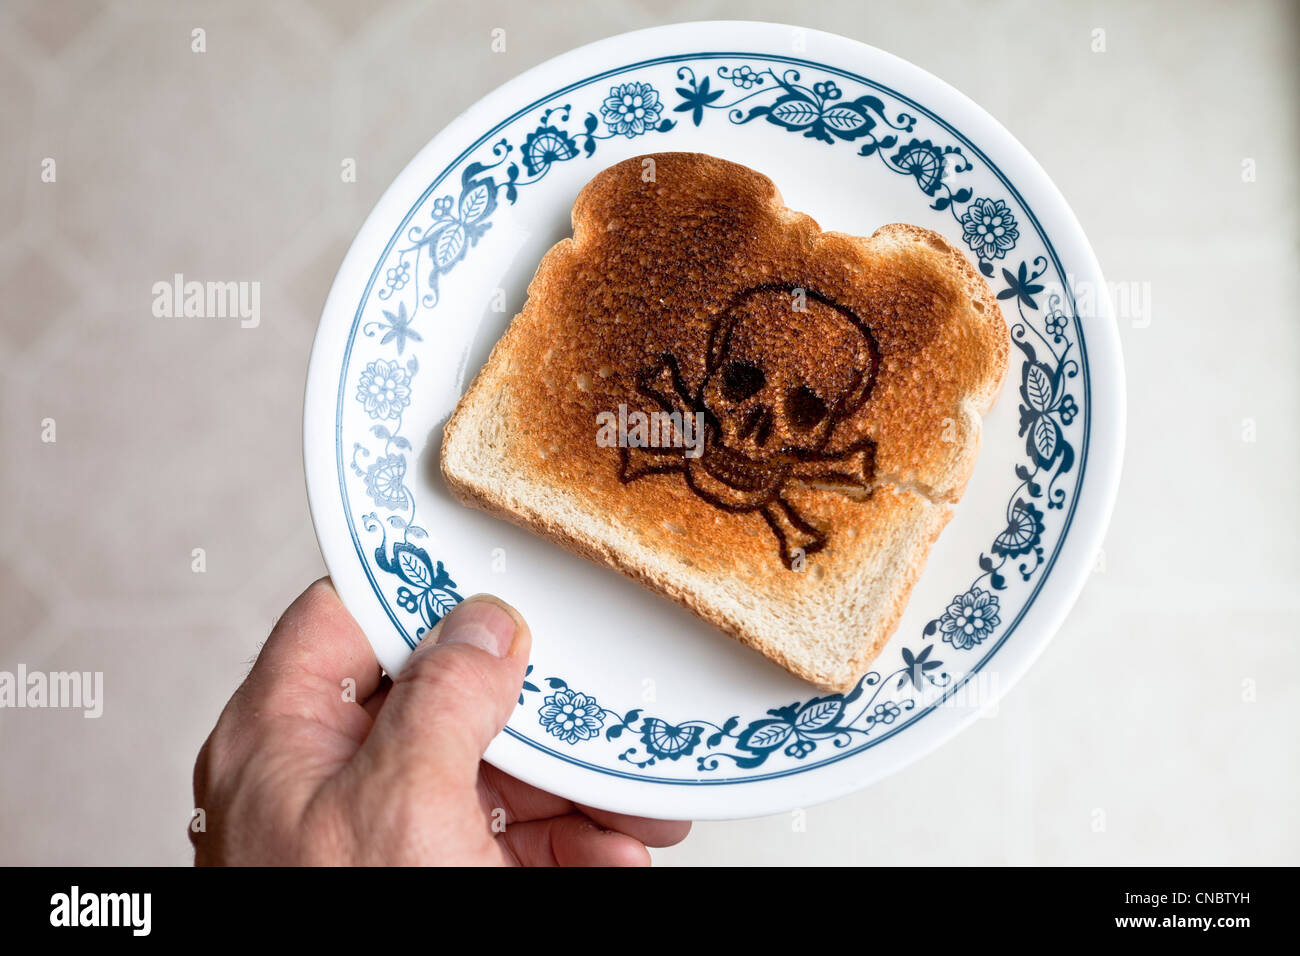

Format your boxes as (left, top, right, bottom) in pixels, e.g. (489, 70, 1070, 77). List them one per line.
(441, 152, 1008, 690)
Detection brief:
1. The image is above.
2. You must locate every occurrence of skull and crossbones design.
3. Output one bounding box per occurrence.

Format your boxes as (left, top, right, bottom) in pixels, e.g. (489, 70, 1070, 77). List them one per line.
(619, 284, 879, 568)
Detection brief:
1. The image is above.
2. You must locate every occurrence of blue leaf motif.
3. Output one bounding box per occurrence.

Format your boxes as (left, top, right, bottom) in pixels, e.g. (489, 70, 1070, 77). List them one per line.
(434, 224, 466, 267)
(1025, 364, 1054, 413)
(738, 719, 794, 752)
(459, 183, 491, 223)
(425, 589, 459, 619)
(821, 106, 867, 133)
(793, 697, 844, 732)
(460, 160, 490, 183)
(706, 716, 740, 748)
(770, 99, 820, 128)
(395, 545, 435, 589)
(1032, 416, 1057, 462)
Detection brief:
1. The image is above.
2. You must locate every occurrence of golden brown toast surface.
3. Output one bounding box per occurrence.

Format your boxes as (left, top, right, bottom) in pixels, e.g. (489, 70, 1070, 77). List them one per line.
(441, 152, 1008, 689)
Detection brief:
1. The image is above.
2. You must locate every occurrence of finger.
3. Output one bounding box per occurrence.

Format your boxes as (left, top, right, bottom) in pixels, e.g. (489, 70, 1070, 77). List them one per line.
(478, 762, 691, 848)
(361, 677, 392, 720)
(500, 814, 650, 867)
(237, 578, 384, 720)
(478, 763, 575, 824)
(578, 806, 693, 848)
(196, 579, 384, 808)
(207, 579, 382, 778)
(359, 595, 531, 789)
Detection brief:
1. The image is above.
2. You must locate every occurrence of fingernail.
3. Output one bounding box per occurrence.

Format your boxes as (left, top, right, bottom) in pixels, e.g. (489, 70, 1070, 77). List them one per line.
(436, 597, 518, 658)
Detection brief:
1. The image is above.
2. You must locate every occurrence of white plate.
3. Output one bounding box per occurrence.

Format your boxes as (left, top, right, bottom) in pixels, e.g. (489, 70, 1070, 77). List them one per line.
(304, 21, 1125, 820)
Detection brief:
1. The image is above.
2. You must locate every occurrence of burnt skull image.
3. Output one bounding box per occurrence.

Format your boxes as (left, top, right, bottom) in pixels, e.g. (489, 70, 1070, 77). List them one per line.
(704, 287, 877, 459)
(620, 284, 879, 568)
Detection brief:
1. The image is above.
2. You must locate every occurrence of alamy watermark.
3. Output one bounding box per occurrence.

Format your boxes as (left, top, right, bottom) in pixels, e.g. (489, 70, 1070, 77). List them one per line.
(50, 886, 150, 936)
(936, 670, 1002, 718)
(596, 403, 705, 457)
(0, 665, 103, 718)
(1067, 273, 1152, 328)
(152, 273, 260, 328)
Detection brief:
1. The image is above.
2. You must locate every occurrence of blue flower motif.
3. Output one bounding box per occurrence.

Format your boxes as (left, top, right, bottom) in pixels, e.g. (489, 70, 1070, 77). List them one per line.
(784, 738, 817, 759)
(520, 124, 578, 176)
(998, 260, 1046, 311)
(357, 359, 411, 420)
(638, 718, 702, 760)
(601, 82, 662, 138)
(890, 138, 945, 196)
(1045, 309, 1068, 338)
(432, 195, 454, 218)
(539, 689, 605, 744)
(372, 301, 422, 354)
(961, 197, 1020, 260)
(992, 499, 1044, 559)
(900, 644, 944, 690)
(727, 65, 762, 89)
(939, 587, 1001, 650)
(1058, 394, 1078, 425)
(673, 74, 724, 125)
(872, 702, 902, 725)
(385, 262, 410, 292)
(364, 454, 407, 510)
(812, 80, 842, 101)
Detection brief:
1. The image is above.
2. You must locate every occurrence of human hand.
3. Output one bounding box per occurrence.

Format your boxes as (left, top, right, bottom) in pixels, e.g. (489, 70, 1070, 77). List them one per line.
(191, 579, 691, 865)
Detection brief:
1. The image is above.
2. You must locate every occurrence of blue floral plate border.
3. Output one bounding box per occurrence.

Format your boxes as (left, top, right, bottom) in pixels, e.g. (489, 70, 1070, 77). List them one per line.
(304, 22, 1124, 819)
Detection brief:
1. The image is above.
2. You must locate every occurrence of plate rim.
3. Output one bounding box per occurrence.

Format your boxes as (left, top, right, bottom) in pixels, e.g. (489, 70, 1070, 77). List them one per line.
(304, 19, 1126, 819)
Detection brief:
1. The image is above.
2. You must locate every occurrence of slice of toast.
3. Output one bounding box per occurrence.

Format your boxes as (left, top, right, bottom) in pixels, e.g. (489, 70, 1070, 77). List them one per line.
(441, 152, 1008, 691)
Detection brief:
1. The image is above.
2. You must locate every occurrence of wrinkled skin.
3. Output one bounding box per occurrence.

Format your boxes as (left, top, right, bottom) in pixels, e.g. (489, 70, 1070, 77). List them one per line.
(191, 580, 690, 865)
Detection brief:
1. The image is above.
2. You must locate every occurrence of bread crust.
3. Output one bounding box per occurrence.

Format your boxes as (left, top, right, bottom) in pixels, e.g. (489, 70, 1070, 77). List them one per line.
(441, 153, 1008, 690)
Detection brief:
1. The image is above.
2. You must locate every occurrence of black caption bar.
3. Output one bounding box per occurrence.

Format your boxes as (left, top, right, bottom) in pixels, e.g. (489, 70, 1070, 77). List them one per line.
(0, 866, 1281, 942)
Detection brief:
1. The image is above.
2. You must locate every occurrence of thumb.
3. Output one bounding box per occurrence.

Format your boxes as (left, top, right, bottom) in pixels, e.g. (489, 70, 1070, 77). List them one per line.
(360, 594, 531, 787)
